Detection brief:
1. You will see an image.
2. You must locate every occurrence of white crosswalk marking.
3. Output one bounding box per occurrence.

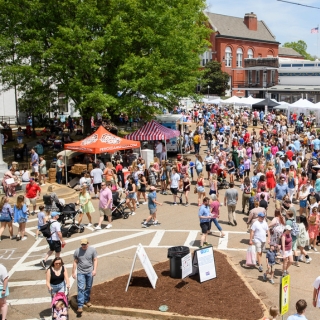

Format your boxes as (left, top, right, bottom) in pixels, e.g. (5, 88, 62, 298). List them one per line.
(218, 232, 229, 250)
(184, 231, 199, 247)
(149, 230, 165, 246)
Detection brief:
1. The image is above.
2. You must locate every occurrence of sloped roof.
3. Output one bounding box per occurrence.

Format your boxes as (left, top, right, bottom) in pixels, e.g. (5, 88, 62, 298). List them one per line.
(278, 47, 303, 57)
(205, 12, 278, 43)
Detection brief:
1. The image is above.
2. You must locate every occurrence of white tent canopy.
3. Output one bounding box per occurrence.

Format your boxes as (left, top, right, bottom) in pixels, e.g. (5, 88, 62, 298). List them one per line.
(289, 98, 316, 108)
(208, 98, 222, 104)
(240, 96, 264, 106)
(220, 96, 243, 105)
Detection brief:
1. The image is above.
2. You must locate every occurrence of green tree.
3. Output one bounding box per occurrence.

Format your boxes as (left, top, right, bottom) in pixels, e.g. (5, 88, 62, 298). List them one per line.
(200, 61, 230, 96)
(0, 0, 210, 133)
(283, 40, 314, 60)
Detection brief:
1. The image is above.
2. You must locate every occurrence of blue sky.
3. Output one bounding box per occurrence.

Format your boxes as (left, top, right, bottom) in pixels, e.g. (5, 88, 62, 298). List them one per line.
(206, 0, 320, 57)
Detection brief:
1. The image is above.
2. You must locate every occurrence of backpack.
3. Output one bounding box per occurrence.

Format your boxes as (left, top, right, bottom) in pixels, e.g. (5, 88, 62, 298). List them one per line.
(40, 221, 57, 238)
(291, 220, 300, 237)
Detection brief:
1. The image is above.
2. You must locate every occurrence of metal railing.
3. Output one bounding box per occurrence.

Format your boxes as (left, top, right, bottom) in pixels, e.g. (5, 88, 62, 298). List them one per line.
(0, 116, 17, 126)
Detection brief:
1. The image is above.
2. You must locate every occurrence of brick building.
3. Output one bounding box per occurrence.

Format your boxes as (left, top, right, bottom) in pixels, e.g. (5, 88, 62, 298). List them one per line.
(202, 12, 280, 97)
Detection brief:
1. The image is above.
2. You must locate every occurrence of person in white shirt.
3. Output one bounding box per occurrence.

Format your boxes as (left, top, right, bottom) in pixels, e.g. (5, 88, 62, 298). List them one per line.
(249, 212, 270, 272)
(155, 141, 163, 160)
(169, 168, 180, 205)
(90, 163, 103, 199)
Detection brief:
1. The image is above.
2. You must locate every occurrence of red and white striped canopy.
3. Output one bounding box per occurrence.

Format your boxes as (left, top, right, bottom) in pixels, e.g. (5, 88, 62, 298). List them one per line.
(125, 120, 180, 141)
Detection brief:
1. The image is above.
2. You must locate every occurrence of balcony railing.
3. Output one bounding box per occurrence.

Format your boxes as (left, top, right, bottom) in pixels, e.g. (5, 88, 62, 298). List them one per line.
(234, 81, 277, 88)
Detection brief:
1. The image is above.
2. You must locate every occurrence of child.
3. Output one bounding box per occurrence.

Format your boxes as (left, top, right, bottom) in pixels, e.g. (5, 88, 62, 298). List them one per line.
(53, 300, 67, 320)
(263, 306, 280, 320)
(35, 205, 47, 240)
(239, 159, 245, 183)
(263, 244, 281, 284)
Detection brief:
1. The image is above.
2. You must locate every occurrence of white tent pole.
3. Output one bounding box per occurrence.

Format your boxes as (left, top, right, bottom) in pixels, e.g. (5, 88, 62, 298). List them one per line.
(165, 139, 167, 160)
(64, 149, 68, 185)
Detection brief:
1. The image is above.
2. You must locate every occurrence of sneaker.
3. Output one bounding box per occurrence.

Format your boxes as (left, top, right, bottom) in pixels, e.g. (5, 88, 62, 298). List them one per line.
(313, 247, 318, 252)
(105, 224, 112, 229)
(94, 225, 102, 230)
(185, 202, 189, 207)
(171, 203, 177, 206)
(256, 261, 259, 267)
(269, 279, 275, 284)
(163, 192, 167, 195)
(142, 202, 147, 205)
(233, 220, 237, 226)
(16, 235, 21, 241)
(308, 245, 311, 250)
(10, 235, 16, 240)
(298, 255, 304, 262)
(153, 221, 160, 226)
(21, 236, 27, 241)
(77, 308, 83, 313)
(263, 273, 267, 281)
(34, 235, 38, 240)
(87, 223, 92, 227)
(203, 242, 211, 246)
(141, 223, 149, 228)
(84, 302, 92, 307)
(258, 265, 263, 272)
(306, 257, 312, 264)
(130, 212, 136, 216)
(40, 260, 46, 268)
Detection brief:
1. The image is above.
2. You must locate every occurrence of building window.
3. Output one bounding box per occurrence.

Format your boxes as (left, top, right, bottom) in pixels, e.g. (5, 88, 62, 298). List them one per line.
(247, 49, 253, 59)
(248, 70, 252, 84)
(58, 92, 68, 113)
(256, 70, 260, 85)
(271, 70, 275, 84)
(225, 46, 232, 67)
(236, 48, 243, 67)
(199, 50, 212, 66)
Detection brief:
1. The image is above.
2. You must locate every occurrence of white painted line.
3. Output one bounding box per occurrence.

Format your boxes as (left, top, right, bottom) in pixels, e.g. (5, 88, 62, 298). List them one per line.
(222, 248, 247, 252)
(97, 246, 137, 259)
(26, 226, 37, 231)
(21, 230, 155, 267)
(8, 237, 42, 277)
(26, 218, 38, 223)
(10, 280, 46, 287)
(184, 231, 198, 247)
(149, 230, 165, 247)
(7, 297, 51, 306)
(13, 222, 36, 237)
(15, 264, 73, 272)
(218, 232, 229, 250)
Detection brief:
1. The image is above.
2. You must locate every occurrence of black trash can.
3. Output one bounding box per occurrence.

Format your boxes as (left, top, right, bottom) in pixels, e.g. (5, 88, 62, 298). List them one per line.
(167, 246, 190, 279)
(253, 119, 257, 126)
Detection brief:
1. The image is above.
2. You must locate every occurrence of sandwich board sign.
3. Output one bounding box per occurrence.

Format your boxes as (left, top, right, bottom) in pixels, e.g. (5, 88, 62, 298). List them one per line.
(191, 245, 216, 282)
(181, 253, 192, 279)
(125, 243, 158, 291)
(279, 274, 290, 315)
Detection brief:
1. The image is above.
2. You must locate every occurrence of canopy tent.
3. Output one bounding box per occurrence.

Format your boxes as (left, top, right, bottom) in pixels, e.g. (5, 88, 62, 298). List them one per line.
(65, 126, 140, 154)
(252, 99, 280, 108)
(220, 96, 243, 105)
(289, 98, 315, 108)
(287, 99, 319, 124)
(208, 98, 222, 105)
(125, 120, 180, 141)
(240, 96, 264, 106)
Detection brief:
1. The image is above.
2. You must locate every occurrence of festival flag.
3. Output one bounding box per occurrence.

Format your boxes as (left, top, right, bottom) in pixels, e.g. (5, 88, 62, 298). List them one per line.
(311, 27, 319, 34)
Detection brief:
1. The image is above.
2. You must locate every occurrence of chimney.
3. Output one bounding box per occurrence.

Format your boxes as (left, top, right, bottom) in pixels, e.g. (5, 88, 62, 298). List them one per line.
(244, 12, 257, 31)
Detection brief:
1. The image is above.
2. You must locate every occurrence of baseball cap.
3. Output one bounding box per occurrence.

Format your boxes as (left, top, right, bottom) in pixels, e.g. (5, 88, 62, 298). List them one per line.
(51, 212, 60, 217)
(80, 238, 89, 245)
(310, 188, 315, 192)
(257, 212, 265, 218)
(285, 225, 292, 231)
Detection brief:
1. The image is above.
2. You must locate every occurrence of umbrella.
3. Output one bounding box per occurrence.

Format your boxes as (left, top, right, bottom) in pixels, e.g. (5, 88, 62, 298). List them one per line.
(252, 99, 280, 108)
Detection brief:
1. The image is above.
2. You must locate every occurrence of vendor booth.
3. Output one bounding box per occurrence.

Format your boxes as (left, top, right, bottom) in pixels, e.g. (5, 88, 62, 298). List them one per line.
(63, 126, 140, 182)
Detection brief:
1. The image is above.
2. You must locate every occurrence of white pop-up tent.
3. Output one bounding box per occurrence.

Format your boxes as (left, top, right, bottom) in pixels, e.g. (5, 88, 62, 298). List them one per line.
(220, 96, 243, 106)
(287, 99, 320, 124)
(240, 96, 264, 107)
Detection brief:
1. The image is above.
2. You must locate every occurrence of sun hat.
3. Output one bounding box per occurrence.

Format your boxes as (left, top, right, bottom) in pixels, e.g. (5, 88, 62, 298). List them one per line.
(284, 225, 292, 231)
(80, 238, 89, 245)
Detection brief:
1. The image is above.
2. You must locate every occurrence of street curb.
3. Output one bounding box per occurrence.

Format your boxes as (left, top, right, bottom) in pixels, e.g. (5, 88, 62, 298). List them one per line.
(69, 249, 269, 320)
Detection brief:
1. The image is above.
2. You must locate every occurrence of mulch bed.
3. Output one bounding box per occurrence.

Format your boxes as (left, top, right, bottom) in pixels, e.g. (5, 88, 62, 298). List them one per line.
(90, 251, 264, 320)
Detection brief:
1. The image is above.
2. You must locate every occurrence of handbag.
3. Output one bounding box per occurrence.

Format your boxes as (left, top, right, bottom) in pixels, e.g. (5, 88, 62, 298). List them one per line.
(246, 245, 256, 266)
(193, 186, 197, 194)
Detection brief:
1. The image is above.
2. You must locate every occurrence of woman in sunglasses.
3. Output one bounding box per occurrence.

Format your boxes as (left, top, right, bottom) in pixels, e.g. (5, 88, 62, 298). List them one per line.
(46, 257, 70, 296)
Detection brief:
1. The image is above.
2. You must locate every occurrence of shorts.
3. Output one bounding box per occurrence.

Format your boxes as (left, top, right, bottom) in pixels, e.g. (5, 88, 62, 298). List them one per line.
(281, 249, 293, 258)
(25, 197, 37, 206)
(99, 208, 111, 217)
(0, 285, 9, 298)
(47, 240, 62, 253)
(18, 217, 27, 224)
(239, 174, 244, 179)
(93, 183, 101, 190)
(170, 187, 178, 195)
(149, 208, 157, 215)
(209, 190, 216, 195)
(197, 186, 205, 193)
(253, 240, 265, 253)
(127, 193, 135, 199)
(299, 200, 307, 208)
(32, 166, 39, 173)
(200, 222, 210, 234)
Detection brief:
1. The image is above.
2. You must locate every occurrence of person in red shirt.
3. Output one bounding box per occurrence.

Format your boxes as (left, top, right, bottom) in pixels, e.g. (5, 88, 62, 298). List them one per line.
(286, 146, 294, 162)
(244, 130, 250, 144)
(25, 178, 41, 214)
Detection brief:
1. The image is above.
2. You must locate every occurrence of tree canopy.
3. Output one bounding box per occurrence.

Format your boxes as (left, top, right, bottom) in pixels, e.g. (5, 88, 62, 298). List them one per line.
(200, 61, 230, 97)
(0, 0, 210, 132)
(283, 40, 314, 60)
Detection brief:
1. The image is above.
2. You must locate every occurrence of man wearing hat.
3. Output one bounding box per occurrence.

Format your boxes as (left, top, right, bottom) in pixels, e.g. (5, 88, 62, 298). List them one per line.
(72, 238, 98, 314)
(41, 212, 65, 268)
(249, 212, 270, 273)
(142, 186, 162, 228)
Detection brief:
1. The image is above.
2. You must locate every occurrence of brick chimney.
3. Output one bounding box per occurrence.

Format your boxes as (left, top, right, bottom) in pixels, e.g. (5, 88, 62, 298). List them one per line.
(244, 12, 257, 31)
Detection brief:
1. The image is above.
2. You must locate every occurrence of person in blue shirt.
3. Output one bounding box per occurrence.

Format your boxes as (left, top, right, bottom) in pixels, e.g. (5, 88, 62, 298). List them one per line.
(239, 136, 244, 146)
(312, 137, 320, 151)
(263, 244, 281, 284)
(189, 160, 195, 181)
(142, 186, 163, 228)
(198, 197, 212, 248)
(274, 177, 289, 209)
(287, 299, 308, 320)
(293, 139, 301, 152)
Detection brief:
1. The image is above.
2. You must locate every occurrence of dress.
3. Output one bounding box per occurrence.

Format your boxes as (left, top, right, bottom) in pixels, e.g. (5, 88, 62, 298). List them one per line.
(270, 217, 285, 246)
(308, 214, 319, 239)
(79, 192, 95, 213)
(266, 170, 276, 189)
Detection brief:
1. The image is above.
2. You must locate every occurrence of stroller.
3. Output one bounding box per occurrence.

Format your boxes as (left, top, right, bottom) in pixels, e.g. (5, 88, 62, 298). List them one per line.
(58, 203, 85, 238)
(110, 191, 129, 220)
(217, 168, 229, 189)
(51, 292, 68, 320)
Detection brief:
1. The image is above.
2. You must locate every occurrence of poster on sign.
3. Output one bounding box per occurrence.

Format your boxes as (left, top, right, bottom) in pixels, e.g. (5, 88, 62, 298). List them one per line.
(181, 253, 192, 279)
(192, 246, 216, 283)
(125, 244, 158, 291)
(279, 274, 290, 315)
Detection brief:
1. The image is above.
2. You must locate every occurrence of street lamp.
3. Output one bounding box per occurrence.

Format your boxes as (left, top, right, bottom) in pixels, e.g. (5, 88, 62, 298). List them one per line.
(207, 85, 210, 99)
(0, 124, 8, 179)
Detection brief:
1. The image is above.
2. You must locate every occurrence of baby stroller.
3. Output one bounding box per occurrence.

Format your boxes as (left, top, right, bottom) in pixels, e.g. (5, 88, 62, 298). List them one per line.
(51, 292, 68, 320)
(217, 168, 229, 189)
(110, 191, 129, 220)
(58, 203, 85, 238)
